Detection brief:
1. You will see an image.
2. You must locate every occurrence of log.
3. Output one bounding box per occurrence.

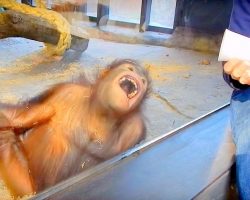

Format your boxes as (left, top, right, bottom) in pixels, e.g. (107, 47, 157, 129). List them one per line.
(0, 10, 60, 44)
(0, 9, 89, 52)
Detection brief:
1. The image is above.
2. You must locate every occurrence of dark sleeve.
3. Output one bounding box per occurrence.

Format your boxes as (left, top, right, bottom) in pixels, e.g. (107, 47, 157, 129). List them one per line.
(229, 0, 250, 37)
(223, 0, 250, 90)
(223, 72, 249, 90)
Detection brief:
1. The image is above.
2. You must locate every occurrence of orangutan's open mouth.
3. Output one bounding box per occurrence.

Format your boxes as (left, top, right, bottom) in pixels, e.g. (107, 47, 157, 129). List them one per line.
(119, 75, 138, 99)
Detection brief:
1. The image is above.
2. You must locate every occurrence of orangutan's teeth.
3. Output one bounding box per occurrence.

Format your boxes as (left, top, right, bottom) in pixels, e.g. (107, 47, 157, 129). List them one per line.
(119, 77, 137, 88)
(129, 78, 137, 89)
(119, 76, 139, 98)
(128, 90, 138, 99)
(119, 77, 126, 83)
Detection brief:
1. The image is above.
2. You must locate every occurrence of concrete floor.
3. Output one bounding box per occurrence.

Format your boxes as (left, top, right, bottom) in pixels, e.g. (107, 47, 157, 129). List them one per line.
(0, 37, 232, 141)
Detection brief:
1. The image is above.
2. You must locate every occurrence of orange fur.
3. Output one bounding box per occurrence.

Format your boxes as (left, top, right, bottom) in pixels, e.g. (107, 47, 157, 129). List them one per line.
(0, 60, 149, 197)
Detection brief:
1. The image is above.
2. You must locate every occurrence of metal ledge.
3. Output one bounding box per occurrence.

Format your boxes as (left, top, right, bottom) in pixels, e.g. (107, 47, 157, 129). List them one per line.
(32, 103, 235, 200)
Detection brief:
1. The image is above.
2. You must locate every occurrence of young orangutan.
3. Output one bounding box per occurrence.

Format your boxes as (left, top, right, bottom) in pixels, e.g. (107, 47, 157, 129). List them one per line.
(0, 59, 150, 198)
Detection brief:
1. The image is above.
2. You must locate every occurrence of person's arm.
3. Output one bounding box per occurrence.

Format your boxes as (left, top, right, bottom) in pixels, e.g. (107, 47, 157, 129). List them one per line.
(218, 0, 250, 89)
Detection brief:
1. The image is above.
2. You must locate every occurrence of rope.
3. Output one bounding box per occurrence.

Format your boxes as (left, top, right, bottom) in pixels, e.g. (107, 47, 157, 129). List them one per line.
(35, 0, 46, 9)
(0, 0, 71, 56)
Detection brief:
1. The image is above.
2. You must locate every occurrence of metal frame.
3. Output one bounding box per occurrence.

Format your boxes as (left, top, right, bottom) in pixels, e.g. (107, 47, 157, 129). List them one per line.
(21, 0, 33, 6)
(139, 0, 152, 32)
(20, 0, 179, 34)
(173, 0, 184, 28)
(140, 0, 179, 33)
(147, 25, 174, 34)
(31, 103, 232, 200)
(97, 0, 110, 26)
(89, 0, 179, 33)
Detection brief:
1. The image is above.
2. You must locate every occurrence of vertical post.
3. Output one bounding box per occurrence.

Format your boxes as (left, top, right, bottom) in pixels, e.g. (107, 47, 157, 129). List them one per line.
(76, 0, 87, 13)
(97, 0, 110, 26)
(173, 0, 184, 29)
(79, 4, 87, 13)
(21, 0, 33, 6)
(140, 0, 152, 32)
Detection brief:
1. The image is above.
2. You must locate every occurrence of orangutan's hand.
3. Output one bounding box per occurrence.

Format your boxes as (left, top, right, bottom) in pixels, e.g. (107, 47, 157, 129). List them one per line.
(0, 104, 55, 130)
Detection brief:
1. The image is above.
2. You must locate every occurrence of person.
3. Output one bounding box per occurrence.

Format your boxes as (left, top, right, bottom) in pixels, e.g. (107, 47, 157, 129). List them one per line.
(218, 0, 250, 199)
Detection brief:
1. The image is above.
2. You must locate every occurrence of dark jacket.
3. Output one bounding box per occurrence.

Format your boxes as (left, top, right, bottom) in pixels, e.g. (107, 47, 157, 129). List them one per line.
(223, 0, 250, 90)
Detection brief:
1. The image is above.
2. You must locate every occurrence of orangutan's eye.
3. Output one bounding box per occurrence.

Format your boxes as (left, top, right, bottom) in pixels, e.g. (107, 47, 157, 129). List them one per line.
(142, 78, 146, 84)
(128, 66, 134, 71)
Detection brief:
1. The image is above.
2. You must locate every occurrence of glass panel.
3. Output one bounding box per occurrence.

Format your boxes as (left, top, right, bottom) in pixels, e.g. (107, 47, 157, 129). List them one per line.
(109, 0, 142, 24)
(86, 0, 98, 17)
(149, 0, 177, 28)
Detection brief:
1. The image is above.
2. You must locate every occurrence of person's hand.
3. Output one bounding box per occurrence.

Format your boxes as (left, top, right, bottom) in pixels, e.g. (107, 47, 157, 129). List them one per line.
(224, 59, 250, 85)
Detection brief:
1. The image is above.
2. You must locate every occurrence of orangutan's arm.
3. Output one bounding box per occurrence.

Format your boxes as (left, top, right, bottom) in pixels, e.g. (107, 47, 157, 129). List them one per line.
(0, 103, 55, 130)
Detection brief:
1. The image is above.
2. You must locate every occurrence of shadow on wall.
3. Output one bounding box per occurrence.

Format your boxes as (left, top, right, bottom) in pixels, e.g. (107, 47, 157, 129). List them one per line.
(178, 0, 233, 34)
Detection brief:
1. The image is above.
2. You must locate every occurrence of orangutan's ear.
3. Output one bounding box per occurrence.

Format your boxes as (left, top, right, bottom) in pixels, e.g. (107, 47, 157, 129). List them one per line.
(98, 68, 110, 79)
